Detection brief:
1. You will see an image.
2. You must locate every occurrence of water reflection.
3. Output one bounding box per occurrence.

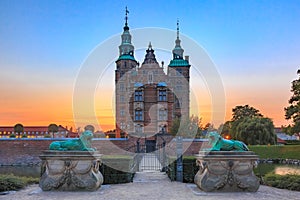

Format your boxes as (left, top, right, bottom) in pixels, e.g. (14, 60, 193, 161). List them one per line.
(0, 166, 40, 178)
(252, 163, 300, 176)
(274, 166, 300, 175)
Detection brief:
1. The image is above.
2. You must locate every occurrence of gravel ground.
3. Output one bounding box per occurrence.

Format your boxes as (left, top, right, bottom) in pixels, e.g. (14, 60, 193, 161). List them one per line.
(1, 172, 299, 200)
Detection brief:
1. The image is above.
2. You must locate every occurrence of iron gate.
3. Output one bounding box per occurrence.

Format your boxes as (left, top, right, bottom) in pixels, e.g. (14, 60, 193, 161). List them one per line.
(136, 137, 166, 172)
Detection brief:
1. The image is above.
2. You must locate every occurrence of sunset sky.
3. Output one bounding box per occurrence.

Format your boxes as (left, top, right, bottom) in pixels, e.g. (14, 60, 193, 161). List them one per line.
(0, 0, 300, 131)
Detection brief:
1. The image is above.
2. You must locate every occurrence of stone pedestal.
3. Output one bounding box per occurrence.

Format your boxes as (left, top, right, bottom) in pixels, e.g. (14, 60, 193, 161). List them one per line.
(39, 151, 103, 191)
(194, 151, 260, 192)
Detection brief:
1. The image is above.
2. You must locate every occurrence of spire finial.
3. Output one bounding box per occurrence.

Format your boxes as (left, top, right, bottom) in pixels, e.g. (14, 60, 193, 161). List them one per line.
(125, 6, 129, 27)
(177, 19, 179, 39)
(148, 42, 152, 49)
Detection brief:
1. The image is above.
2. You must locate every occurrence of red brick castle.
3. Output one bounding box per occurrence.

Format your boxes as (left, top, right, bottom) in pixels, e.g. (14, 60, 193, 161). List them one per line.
(115, 9, 190, 138)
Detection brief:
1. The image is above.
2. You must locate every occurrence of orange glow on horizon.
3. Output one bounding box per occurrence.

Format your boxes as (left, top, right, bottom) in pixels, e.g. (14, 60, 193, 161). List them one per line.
(0, 84, 290, 132)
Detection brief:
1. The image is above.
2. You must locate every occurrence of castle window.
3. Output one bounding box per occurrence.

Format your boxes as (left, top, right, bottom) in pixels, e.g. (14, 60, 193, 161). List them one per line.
(159, 109, 168, 121)
(148, 72, 153, 84)
(120, 122, 126, 130)
(158, 90, 167, 101)
(120, 83, 125, 91)
(175, 97, 181, 108)
(135, 109, 143, 121)
(120, 109, 125, 117)
(134, 90, 143, 101)
(176, 68, 183, 76)
(176, 81, 182, 90)
(159, 124, 167, 133)
(135, 124, 143, 133)
(120, 95, 125, 103)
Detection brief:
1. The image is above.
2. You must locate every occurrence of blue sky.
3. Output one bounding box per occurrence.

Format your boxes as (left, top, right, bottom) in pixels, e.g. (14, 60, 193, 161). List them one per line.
(0, 0, 300, 128)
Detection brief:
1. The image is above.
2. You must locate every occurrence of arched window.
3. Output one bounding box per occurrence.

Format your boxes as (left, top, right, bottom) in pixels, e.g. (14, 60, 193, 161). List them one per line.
(175, 97, 181, 108)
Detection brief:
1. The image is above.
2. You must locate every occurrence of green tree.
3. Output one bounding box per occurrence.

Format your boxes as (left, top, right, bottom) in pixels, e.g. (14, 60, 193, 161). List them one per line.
(202, 123, 216, 132)
(14, 123, 24, 138)
(48, 124, 58, 138)
(230, 105, 263, 139)
(284, 70, 300, 134)
(229, 105, 277, 145)
(218, 121, 231, 137)
(232, 105, 262, 121)
(170, 116, 202, 138)
(235, 117, 276, 145)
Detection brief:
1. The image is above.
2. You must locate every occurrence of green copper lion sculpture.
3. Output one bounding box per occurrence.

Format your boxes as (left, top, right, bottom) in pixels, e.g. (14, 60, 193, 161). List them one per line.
(49, 130, 96, 151)
(207, 131, 248, 151)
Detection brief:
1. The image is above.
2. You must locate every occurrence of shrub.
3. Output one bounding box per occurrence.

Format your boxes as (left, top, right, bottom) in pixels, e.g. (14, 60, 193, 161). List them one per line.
(22, 134, 27, 138)
(100, 155, 138, 184)
(167, 156, 198, 183)
(9, 134, 16, 138)
(264, 173, 300, 191)
(0, 174, 39, 192)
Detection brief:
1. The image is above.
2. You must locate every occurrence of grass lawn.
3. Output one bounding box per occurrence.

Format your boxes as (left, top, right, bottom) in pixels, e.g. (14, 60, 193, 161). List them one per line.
(249, 145, 300, 159)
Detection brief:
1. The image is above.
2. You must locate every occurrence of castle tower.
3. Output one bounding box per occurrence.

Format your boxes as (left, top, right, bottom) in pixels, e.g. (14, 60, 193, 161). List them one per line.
(115, 15, 191, 138)
(168, 20, 190, 120)
(115, 7, 138, 138)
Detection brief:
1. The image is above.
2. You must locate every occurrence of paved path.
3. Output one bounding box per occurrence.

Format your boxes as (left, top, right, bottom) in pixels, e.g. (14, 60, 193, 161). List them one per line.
(1, 172, 299, 200)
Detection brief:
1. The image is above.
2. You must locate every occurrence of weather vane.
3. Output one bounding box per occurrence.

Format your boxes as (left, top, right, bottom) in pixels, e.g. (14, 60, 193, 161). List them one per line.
(125, 6, 129, 26)
(177, 18, 180, 39)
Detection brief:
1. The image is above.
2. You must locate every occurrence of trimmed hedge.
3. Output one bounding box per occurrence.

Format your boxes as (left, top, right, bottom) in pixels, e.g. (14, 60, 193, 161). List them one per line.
(100, 155, 138, 184)
(0, 174, 39, 192)
(286, 140, 300, 145)
(167, 156, 198, 183)
(264, 173, 300, 191)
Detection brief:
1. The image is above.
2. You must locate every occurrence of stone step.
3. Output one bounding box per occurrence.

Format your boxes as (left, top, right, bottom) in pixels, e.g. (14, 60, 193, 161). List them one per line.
(133, 172, 169, 183)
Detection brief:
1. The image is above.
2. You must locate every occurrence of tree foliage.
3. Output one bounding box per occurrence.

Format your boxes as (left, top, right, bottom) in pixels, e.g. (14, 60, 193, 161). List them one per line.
(48, 124, 58, 133)
(232, 105, 262, 121)
(234, 117, 276, 145)
(218, 121, 231, 136)
(170, 115, 202, 138)
(14, 123, 24, 134)
(284, 71, 300, 134)
(229, 105, 276, 145)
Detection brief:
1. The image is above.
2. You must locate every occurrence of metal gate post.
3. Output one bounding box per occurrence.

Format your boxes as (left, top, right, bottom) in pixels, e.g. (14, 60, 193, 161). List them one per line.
(161, 141, 166, 172)
(137, 139, 140, 153)
(176, 136, 183, 182)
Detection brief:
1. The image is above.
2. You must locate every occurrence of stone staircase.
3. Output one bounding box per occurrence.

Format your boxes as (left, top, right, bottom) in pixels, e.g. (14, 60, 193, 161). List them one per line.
(133, 171, 169, 183)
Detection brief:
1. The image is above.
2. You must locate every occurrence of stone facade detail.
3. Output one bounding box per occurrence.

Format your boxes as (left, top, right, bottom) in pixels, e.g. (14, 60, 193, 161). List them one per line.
(39, 151, 103, 191)
(194, 151, 260, 192)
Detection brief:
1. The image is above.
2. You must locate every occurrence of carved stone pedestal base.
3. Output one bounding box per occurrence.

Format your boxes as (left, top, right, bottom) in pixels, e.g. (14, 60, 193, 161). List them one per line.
(194, 151, 260, 192)
(39, 151, 103, 191)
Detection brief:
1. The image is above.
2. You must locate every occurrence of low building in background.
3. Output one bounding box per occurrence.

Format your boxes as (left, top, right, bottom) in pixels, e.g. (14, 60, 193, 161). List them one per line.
(0, 125, 78, 138)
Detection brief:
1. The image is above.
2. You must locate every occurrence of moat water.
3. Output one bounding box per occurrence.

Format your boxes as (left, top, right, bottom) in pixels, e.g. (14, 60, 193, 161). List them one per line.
(0, 165, 40, 178)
